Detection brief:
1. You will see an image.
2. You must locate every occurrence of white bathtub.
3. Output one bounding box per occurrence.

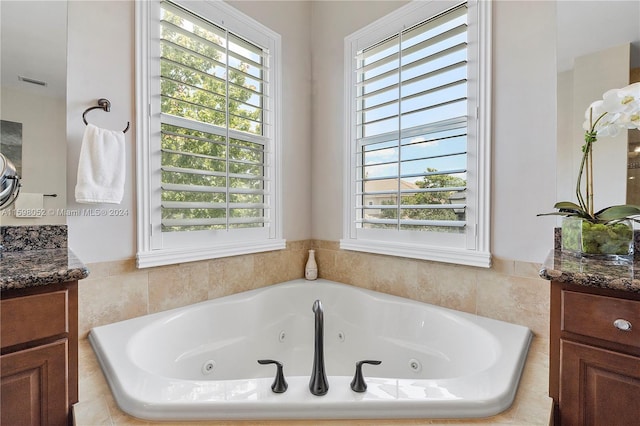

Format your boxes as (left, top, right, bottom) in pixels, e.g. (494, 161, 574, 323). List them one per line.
(89, 279, 532, 421)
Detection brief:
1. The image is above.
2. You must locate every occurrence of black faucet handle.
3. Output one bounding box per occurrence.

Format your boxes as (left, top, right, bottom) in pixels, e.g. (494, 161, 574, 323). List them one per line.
(351, 359, 382, 392)
(258, 359, 288, 393)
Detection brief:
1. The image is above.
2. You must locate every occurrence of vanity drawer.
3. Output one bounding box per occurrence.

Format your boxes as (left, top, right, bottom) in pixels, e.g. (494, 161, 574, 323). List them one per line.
(562, 290, 640, 349)
(1, 289, 69, 349)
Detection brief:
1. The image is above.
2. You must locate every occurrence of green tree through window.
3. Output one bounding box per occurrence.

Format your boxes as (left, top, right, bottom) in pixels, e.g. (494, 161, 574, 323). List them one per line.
(378, 168, 466, 230)
(159, 1, 266, 232)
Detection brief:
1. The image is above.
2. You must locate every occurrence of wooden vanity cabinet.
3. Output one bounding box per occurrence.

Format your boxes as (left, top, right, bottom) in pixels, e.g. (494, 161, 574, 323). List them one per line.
(1, 281, 78, 426)
(550, 281, 640, 425)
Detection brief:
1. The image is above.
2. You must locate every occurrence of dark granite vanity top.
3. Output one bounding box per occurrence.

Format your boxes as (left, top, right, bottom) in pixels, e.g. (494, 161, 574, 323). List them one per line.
(539, 249, 640, 293)
(0, 225, 89, 291)
(539, 228, 640, 293)
(0, 248, 89, 290)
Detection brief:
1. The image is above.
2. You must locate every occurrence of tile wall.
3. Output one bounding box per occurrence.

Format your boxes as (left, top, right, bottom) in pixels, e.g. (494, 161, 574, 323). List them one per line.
(79, 239, 550, 355)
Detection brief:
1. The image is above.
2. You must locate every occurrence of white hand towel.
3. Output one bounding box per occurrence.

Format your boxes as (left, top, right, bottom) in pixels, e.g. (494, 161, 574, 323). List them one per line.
(75, 123, 125, 204)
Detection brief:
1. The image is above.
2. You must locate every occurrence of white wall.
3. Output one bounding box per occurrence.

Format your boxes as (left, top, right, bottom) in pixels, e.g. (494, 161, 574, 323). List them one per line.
(491, 1, 557, 261)
(227, 0, 312, 243)
(66, 0, 312, 262)
(571, 44, 630, 212)
(309, 0, 558, 262)
(67, 0, 136, 261)
(1, 87, 67, 225)
(66, 0, 558, 264)
(310, 0, 407, 242)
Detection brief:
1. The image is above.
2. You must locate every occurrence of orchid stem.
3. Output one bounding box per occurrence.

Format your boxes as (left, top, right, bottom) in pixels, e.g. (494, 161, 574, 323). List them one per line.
(575, 108, 606, 221)
(587, 145, 593, 216)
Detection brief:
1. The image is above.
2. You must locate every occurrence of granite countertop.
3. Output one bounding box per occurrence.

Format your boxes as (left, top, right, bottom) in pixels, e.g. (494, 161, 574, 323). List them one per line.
(0, 248, 89, 291)
(539, 249, 640, 293)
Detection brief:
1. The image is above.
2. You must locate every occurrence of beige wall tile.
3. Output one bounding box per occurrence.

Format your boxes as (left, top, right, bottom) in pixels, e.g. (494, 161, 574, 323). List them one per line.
(207, 258, 227, 299)
(365, 254, 418, 296)
(287, 240, 311, 251)
(476, 272, 550, 338)
(86, 259, 137, 279)
(282, 244, 309, 281)
(416, 262, 477, 313)
(514, 260, 544, 279)
(220, 254, 259, 292)
(254, 250, 291, 286)
(148, 262, 209, 313)
(311, 239, 340, 251)
(84, 262, 112, 279)
(334, 250, 369, 287)
(491, 257, 515, 276)
(315, 247, 338, 281)
(78, 272, 149, 338)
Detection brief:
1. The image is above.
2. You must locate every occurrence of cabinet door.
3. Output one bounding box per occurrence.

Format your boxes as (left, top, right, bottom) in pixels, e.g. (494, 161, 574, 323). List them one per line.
(1, 339, 68, 426)
(561, 340, 640, 426)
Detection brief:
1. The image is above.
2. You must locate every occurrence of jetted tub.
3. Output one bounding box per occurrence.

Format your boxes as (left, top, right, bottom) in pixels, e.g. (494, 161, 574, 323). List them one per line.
(89, 279, 532, 421)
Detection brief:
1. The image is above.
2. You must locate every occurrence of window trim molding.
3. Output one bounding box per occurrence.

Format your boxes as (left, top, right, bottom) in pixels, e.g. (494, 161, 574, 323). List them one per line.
(135, 0, 285, 269)
(340, 0, 492, 268)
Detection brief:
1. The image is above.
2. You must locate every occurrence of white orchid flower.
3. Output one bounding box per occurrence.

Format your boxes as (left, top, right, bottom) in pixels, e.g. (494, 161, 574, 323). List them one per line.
(601, 84, 639, 111)
(582, 82, 640, 135)
(582, 100, 622, 135)
(582, 100, 603, 131)
(618, 82, 640, 107)
(547, 82, 640, 222)
(618, 112, 640, 130)
(601, 88, 628, 114)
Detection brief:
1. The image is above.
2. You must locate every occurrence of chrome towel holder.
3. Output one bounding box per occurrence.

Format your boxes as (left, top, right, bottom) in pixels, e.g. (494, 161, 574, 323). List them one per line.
(82, 98, 130, 133)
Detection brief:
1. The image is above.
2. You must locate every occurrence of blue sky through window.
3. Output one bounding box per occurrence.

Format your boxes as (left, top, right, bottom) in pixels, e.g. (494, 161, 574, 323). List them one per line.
(358, 9, 468, 185)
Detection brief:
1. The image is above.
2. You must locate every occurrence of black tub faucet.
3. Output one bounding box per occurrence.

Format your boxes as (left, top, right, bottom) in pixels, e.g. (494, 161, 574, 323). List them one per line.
(257, 359, 288, 393)
(309, 299, 329, 396)
(351, 360, 382, 392)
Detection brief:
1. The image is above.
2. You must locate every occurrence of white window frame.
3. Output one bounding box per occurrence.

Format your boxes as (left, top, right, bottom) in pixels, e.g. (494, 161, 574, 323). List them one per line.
(136, 0, 284, 268)
(341, 0, 492, 268)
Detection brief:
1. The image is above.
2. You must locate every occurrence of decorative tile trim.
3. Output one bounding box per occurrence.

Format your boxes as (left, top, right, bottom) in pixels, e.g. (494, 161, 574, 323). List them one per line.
(0, 225, 68, 251)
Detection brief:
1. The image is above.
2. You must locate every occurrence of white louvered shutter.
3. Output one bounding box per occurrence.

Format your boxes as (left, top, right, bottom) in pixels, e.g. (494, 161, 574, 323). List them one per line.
(355, 4, 468, 232)
(159, 0, 270, 232)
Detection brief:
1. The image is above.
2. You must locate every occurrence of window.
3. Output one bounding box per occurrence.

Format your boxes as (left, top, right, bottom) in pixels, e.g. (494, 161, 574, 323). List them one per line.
(341, 0, 491, 267)
(136, 0, 284, 268)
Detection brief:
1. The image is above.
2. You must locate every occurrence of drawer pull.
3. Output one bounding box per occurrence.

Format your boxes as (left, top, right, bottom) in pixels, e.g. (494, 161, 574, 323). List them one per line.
(613, 319, 632, 331)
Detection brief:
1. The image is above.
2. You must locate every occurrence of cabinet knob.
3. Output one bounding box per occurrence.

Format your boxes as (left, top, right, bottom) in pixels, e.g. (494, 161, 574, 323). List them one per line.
(613, 319, 632, 331)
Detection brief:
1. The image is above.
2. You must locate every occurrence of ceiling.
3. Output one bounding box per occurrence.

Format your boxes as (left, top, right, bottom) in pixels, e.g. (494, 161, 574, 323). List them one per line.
(557, 0, 640, 73)
(1, 1, 67, 99)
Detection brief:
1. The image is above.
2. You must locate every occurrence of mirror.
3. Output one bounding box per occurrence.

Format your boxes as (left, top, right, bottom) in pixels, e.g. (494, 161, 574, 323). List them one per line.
(556, 1, 640, 210)
(0, 153, 20, 210)
(0, 0, 68, 225)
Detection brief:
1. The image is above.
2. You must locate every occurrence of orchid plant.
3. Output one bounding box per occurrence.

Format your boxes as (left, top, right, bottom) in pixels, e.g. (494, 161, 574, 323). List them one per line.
(541, 82, 640, 223)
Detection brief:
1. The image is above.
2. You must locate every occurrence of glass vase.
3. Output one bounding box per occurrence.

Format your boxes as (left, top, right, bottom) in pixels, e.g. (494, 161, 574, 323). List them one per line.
(561, 217, 633, 260)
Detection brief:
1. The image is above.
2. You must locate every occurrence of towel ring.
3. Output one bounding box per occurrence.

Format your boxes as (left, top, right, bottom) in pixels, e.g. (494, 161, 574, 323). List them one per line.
(82, 98, 130, 133)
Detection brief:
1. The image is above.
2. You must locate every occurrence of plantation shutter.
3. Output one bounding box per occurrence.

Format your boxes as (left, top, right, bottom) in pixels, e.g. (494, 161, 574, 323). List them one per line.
(159, 0, 269, 232)
(355, 3, 468, 232)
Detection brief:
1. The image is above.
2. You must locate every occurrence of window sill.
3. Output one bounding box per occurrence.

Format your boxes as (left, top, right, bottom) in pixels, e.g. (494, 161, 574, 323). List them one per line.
(137, 239, 287, 268)
(339, 238, 491, 268)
